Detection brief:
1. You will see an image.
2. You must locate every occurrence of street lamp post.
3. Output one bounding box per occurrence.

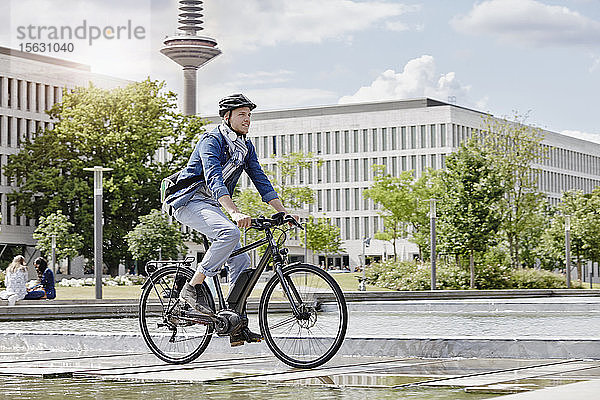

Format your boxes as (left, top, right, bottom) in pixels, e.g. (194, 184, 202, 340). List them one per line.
(429, 198, 437, 290)
(51, 234, 56, 275)
(360, 237, 371, 291)
(565, 215, 571, 289)
(84, 166, 113, 299)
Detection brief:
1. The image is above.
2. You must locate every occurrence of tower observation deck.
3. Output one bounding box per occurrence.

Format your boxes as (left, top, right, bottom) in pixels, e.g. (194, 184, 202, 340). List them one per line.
(160, 0, 221, 115)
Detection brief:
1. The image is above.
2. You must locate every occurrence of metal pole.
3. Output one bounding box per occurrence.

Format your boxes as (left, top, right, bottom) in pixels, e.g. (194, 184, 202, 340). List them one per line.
(361, 239, 366, 291)
(51, 234, 56, 275)
(430, 199, 437, 290)
(565, 215, 571, 289)
(84, 166, 112, 299)
(304, 219, 308, 263)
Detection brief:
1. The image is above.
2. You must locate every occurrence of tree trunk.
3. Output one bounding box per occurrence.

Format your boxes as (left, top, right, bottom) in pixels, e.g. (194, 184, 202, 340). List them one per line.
(577, 256, 582, 282)
(469, 249, 475, 289)
(455, 253, 460, 268)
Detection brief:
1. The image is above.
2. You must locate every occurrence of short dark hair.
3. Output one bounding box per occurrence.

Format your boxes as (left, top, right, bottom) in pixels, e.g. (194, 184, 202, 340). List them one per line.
(34, 257, 48, 271)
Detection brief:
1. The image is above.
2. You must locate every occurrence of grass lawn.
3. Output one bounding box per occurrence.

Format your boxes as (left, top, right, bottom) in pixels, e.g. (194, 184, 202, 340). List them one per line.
(55, 272, 391, 300)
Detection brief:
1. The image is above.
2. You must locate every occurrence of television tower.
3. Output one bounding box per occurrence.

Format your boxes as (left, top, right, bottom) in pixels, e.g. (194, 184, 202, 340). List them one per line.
(161, 0, 221, 115)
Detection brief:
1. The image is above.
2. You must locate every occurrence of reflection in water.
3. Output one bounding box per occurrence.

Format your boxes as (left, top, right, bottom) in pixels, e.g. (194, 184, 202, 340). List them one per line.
(0, 376, 496, 400)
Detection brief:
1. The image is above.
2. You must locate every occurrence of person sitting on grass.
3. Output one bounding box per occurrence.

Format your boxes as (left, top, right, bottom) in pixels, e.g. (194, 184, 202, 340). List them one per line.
(25, 257, 56, 300)
(0, 255, 28, 306)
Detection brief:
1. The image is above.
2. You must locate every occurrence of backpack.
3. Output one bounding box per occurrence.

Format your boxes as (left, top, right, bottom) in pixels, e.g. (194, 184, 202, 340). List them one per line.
(160, 171, 203, 216)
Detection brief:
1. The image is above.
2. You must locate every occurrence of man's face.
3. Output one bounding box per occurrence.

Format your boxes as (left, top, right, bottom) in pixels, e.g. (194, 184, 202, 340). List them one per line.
(227, 107, 251, 135)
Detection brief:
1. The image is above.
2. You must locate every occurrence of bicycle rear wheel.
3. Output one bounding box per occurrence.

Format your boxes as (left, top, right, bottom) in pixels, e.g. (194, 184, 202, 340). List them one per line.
(259, 263, 348, 369)
(139, 265, 214, 364)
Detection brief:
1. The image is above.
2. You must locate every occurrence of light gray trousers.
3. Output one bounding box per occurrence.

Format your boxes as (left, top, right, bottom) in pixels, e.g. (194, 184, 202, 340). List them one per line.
(173, 198, 251, 285)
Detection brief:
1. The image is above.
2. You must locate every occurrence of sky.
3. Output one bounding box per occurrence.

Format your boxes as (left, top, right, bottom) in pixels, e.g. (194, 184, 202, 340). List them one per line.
(1, 0, 599, 143)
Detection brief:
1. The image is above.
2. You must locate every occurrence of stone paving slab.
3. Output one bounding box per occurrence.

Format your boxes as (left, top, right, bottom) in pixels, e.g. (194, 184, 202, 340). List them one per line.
(489, 379, 600, 399)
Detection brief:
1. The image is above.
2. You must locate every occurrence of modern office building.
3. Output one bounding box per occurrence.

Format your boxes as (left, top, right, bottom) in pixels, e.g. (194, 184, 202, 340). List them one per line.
(205, 98, 600, 269)
(0, 46, 129, 264)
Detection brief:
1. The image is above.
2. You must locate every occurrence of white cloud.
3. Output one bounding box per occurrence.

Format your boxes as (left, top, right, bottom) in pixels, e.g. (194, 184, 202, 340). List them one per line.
(561, 130, 600, 144)
(451, 0, 600, 47)
(338, 55, 471, 105)
(204, 0, 420, 51)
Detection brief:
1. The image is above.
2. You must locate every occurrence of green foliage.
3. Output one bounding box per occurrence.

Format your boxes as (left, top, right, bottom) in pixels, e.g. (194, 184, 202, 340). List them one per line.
(480, 113, 547, 268)
(0, 269, 5, 288)
(3, 80, 205, 275)
(125, 209, 186, 262)
(33, 210, 83, 260)
(364, 165, 441, 260)
(366, 260, 574, 290)
(271, 152, 322, 209)
(303, 216, 344, 268)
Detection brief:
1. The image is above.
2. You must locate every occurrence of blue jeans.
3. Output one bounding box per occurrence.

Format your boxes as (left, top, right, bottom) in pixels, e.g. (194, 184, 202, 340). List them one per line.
(174, 198, 251, 285)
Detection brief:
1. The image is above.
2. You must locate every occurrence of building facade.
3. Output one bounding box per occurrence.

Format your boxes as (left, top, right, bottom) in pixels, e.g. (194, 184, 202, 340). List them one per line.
(0, 46, 129, 265)
(205, 98, 600, 269)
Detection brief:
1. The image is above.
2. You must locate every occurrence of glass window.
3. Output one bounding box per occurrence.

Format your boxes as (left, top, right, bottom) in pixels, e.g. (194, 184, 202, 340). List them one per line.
(354, 217, 360, 240)
(391, 127, 397, 150)
(280, 135, 286, 154)
(307, 132, 312, 153)
(326, 161, 331, 183)
(372, 128, 377, 151)
(316, 132, 322, 154)
(362, 129, 368, 151)
(298, 133, 303, 152)
(290, 134, 295, 152)
(353, 130, 359, 153)
(382, 128, 387, 150)
(420, 125, 426, 148)
(326, 189, 332, 211)
(325, 131, 331, 154)
(392, 156, 397, 176)
(431, 154, 437, 169)
(353, 159, 359, 181)
(334, 131, 340, 154)
(440, 124, 446, 147)
(344, 159, 350, 181)
(421, 155, 427, 171)
(363, 216, 369, 238)
(430, 125, 436, 147)
(344, 130, 350, 153)
(344, 188, 350, 211)
(401, 156, 407, 171)
(363, 188, 369, 210)
(401, 127, 407, 149)
(307, 165, 313, 184)
(354, 188, 360, 210)
(410, 126, 416, 149)
(363, 158, 369, 181)
(317, 190, 323, 211)
(335, 189, 341, 211)
(272, 136, 277, 155)
(345, 217, 350, 240)
(263, 137, 269, 157)
(335, 160, 340, 182)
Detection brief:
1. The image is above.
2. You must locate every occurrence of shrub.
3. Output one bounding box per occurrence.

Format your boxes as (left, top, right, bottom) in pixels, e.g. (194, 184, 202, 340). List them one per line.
(367, 260, 581, 290)
(0, 270, 5, 288)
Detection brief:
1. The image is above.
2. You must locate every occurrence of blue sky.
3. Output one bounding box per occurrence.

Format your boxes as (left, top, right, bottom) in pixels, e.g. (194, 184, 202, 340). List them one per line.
(2, 0, 599, 142)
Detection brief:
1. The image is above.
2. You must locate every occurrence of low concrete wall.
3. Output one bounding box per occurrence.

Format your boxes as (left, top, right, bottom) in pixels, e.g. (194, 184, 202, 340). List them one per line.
(2, 289, 600, 321)
(1, 331, 599, 360)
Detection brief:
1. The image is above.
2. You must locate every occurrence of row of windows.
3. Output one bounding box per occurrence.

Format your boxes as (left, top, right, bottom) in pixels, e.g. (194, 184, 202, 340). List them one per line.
(0, 117, 48, 148)
(538, 144, 600, 175)
(536, 169, 600, 194)
(0, 76, 62, 112)
(254, 124, 450, 158)
(0, 194, 34, 226)
(252, 154, 448, 187)
(290, 215, 384, 241)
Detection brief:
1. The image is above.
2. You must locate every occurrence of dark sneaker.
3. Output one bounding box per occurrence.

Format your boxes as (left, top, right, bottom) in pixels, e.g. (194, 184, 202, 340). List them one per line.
(179, 282, 214, 315)
(230, 327, 263, 347)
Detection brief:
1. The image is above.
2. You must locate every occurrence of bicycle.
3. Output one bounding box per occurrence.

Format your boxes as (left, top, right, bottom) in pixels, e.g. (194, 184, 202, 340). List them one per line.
(138, 212, 348, 369)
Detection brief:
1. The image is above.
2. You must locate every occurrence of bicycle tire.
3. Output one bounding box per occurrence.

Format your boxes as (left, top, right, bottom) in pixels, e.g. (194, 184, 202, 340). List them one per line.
(259, 263, 348, 369)
(139, 265, 214, 364)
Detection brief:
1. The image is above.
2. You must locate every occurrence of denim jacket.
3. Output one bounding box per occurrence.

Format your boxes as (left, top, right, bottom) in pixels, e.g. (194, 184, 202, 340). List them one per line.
(166, 125, 278, 210)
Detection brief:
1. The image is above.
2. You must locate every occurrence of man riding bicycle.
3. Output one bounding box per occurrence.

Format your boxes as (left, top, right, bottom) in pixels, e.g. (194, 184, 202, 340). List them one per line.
(165, 94, 294, 346)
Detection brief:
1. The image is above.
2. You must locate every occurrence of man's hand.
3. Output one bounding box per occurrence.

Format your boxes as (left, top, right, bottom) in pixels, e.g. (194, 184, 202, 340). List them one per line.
(231, 211, 252, 228)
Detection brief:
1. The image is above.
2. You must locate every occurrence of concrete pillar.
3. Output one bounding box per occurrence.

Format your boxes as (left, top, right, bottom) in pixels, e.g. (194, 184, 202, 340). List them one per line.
(19, 80, 26, 110)
(37, 83, 44, 112)
(10, 78, 17, 109)
(30, 82, 37, 113)
(183, 66, 197, 115)
(0, 77, 7, 108)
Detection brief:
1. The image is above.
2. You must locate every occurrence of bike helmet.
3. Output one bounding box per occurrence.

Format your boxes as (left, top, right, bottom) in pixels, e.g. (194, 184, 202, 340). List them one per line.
(218, 93, 257, 117)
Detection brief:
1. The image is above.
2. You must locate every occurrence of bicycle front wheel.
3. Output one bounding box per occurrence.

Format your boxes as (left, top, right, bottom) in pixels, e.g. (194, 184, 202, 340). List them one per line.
(259, 263, 348, 369)
(139, 265, 213, 364)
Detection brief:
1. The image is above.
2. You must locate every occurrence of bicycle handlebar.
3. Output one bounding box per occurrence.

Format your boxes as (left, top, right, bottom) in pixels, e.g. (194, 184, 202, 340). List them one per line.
(251, 212, 304, 230)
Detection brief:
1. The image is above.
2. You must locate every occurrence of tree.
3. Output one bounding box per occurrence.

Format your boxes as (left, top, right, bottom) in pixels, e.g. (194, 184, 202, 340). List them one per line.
(303, 216, 344, 269)
(126, 209, 187, 263)
(33, 210, 83, 261)
(363, 166, 415, 260)
(581, 187, 600, 268)
(4, 80, 204, 275)
(480, 112, 546, 268)
(439, 140, 503, 288)
(270, 151, 323, 209)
